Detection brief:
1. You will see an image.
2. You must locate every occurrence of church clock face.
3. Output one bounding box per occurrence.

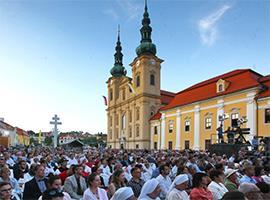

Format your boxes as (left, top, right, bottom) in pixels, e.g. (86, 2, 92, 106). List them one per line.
(136, 60, 140, 67)
(149, 59, 156, 65)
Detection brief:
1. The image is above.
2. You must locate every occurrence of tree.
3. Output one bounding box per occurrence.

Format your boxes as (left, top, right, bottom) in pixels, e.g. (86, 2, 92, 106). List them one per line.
(44, 136, 53, 146)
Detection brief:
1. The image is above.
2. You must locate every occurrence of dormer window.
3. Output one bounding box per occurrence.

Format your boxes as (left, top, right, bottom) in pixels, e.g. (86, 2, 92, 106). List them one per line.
(216, 79, 229, 93)
(218, 84, 224, 92)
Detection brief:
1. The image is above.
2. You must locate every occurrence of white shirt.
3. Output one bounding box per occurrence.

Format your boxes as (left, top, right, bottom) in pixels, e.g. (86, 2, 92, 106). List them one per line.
(166, 188, 189, 200)
(6, 158, 15, 167)
(83, 188, 108, 200)
(156, 174, 172, 200)
(208, 181, 228, 200)
(101, 165, 112, 176)
(67, 158, 78, 166)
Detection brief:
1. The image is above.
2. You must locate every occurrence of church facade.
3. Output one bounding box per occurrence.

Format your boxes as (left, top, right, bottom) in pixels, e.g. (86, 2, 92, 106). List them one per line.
(106, 3, 270, 150)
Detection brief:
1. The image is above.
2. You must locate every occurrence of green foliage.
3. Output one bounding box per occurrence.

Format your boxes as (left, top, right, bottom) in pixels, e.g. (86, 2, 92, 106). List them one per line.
(44, 136, 53, 146)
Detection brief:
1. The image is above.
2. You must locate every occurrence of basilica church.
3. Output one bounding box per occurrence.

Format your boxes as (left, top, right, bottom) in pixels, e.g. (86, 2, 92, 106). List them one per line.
(106, 2, 270, 150)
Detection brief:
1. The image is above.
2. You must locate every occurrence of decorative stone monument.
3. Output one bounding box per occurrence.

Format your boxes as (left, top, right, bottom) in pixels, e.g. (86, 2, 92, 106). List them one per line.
(50, 114, 62, 148)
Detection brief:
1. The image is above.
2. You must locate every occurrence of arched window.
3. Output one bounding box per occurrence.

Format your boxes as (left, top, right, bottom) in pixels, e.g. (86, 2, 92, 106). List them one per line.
(205, 117, 212, 129)
(136, 126, 140, 137)
(136, 75, 140, 87)
(116, 114, 119, 126)
(129, 110, 132, 122)
(168, 120, 174, 133)
(185, 120, 190, 132)
(109, 89, 113, 100)
(121, 114, 126, 130)
(122, 88, 126, 100)
(109, 116, 112, 127)
(218, 84, 223, 92)
(231, 113, 239, 127)
(129, 126, 132, 137)
(150, 74, 155, 85)
(136, 108, 140, 121)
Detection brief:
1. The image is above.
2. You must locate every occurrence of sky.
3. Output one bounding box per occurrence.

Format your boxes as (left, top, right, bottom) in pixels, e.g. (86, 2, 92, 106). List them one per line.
(0, 0, 270, 134)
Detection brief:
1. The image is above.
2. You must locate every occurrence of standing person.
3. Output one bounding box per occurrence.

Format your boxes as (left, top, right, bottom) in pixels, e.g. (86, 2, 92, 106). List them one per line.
(83, 173, 108, 200)
(156, 164, 172, 200)
(190, 172, 213, 200)
(216, 124, 224, 143)
(64, 165, 87, 200)
(138, 179, 161, 200)
(107, 169, 126, 198)
(23, 164, 47, 200)
(208, 170, 228, 200)
(166, 174, 189, 200)
(224, 169, 239, 192)
(127, 167, 145, 198)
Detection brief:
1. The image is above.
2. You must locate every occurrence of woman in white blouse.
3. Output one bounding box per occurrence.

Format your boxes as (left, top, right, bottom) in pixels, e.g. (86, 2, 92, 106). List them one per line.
(83, 173, 108, 200)
(208, 169, 228, 200)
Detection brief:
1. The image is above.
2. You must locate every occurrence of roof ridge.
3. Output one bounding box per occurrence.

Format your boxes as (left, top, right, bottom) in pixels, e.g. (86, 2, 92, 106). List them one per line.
(176, 69, 258, 95)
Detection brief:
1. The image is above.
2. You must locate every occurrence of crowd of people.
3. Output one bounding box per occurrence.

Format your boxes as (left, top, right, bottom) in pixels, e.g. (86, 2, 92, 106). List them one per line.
(0, 145, 269, 200)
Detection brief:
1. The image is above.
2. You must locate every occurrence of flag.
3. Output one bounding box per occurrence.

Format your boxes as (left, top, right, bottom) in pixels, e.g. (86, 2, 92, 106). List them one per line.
(38, 130, 42, 144)
(128, 83, 135, 94)
(102, 96, 108, 106)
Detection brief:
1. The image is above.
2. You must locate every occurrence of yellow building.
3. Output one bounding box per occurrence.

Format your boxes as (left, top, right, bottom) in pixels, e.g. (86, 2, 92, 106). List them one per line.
(150, 70, 270, 150)
(106, 2, 270, 150)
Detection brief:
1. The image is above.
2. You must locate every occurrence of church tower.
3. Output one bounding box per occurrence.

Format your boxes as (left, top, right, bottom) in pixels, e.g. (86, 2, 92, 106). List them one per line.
(129, 0, 163, 149)
(107, 1, 163, 149)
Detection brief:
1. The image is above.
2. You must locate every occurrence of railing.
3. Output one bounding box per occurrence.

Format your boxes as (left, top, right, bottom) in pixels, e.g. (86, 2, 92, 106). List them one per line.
(211, 133, 230, 144)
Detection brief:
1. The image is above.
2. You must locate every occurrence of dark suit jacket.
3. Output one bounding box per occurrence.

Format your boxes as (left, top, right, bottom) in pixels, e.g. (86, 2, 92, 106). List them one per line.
(23, 177, 47, 200)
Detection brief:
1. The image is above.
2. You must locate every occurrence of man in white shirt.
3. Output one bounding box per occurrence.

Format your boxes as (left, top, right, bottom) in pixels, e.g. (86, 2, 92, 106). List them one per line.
(156, 164, 172, 200)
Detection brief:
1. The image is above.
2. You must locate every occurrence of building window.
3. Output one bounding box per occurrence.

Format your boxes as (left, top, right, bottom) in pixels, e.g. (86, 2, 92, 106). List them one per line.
(150, 74, 155, 85)
(136, 75, 140, 87)
(136, 144, 139, 149)
(136, 126, 140, 137)
(109, 116, 112, 127)
(218, 84, 223, 92)
(154, 126, 158, 135)
(168, 120, 173, 133)
(109, 89, 113, 100)
(185, 120, 190, 132)
(154, 142, 157, 150)
(129, 110, 132, 122)
(231, 113, 239, 127)
(136, 108, 140, 121)
(265, 108, 270, 123)
(116, 114, 119, 126)
(116, 128, 119, 139)
(122, 89, 126, 101)
(205, 117, 212, 129)
(185, 141, 189, 149)
(129, 126, 132, 137)
(168, 141, 173, 150)
(121, 114, 126, 130)
(205, 139, 211, 150)
(109, 131, 112, 139)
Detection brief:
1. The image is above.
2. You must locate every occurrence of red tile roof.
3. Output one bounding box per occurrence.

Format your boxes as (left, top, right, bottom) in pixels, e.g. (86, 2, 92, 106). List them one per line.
(149, 112, 161, 121)
(258, 74, 270, 99)
(160, 69, 263, 111)
(161, 90, 176, 105)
